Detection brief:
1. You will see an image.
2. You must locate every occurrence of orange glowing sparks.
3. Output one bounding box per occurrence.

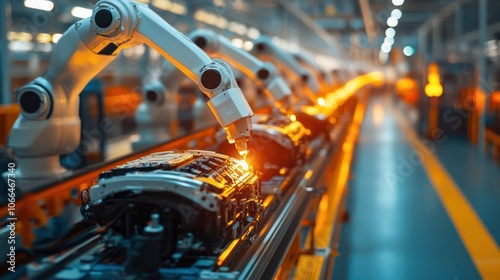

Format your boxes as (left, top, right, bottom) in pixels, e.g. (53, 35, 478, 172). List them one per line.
(290, 114, 297, 122)
(321, 71, 384, 114)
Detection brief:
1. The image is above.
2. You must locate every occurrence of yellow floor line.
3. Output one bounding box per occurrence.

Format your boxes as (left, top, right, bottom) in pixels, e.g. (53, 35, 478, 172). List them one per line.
(314, 93, 366, 249)
(293, 93, 368, 280)
(392, 102, 500, 279)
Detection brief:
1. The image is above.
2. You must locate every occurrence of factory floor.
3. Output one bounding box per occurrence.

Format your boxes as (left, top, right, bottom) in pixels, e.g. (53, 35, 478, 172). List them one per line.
(332, 94, 500, 279)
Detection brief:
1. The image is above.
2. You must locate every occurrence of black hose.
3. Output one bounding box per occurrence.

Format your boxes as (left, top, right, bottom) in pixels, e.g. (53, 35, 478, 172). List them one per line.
(32, 206, 128, 255)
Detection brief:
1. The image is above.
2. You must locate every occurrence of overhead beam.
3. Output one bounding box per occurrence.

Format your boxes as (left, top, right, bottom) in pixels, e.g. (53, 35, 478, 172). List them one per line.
(358, 0, 378, 42)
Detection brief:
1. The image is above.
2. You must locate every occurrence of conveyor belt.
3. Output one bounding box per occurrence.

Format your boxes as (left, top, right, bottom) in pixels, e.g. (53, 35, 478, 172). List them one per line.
(235, 145, 332, 279)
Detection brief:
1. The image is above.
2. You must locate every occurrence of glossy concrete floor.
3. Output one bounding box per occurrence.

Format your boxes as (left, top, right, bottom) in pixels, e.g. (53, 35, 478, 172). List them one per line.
(332, 94, 500, 279)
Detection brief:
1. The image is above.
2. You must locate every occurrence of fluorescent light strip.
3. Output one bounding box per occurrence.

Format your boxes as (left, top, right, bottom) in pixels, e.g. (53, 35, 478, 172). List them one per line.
(24, 0, 54, 11)
(152, 0, 187, 15)
(384, 37, 395, 46)
(170, 2, 187, 15)
(381, 43, 392, 53)
(242, 40, 253, 51)
(9, 41, 35, 52)
(71, 7, 93, 19)
(228, 22, 247, 36)
(36, 33, 52, 43)
(52, 33, 62, 44)
(7, 32, 33, 42)
(392, 0, 404, 6)
(387, 17, 398, 27)
(391, 9, 402, 20)
(247, 27, 260, 40)
(231, 38, 243, 48)
(385, 28, 396, 38)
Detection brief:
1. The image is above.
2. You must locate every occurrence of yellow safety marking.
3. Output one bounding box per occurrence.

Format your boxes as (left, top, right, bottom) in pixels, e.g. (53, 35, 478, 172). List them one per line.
(315, 92, 367, 248)
(393, 102, 500, 280)
(294, 255, 324, 280)
(294, 91, 369, 280)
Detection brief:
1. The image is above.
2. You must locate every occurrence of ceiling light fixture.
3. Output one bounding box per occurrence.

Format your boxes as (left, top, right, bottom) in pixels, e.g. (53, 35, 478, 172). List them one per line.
(384, 37, 395, 46)
(392, 0, 404, 6)
(385, 28, 396, 38)
(52, 33, 62, 44)
(24, 0, 54, 11)
(71, 7, 93, 19)
(36, 33, 52, 43)
(391, 9, 402, 20)
(381, 43, 392, 53)
(403, 46, 415, 56)
(387, 17, 398, 27)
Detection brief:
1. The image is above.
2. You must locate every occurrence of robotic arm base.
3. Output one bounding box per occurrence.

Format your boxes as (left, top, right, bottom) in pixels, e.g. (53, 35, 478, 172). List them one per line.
(3, 156, 69, 191)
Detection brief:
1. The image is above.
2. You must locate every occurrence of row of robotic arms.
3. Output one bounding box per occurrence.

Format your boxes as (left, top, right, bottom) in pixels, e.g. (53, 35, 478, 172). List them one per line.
(132, 28, 340, 166)
(7, 10, 338, 181)
(1, 0, 362, 279)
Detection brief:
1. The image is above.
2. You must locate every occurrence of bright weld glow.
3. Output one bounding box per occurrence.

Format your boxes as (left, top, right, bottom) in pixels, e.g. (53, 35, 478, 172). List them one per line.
(386, 28, 396, 38)
(317, 97, 326, 106)
(24, 0, 54, 11)
(290, 114, 297, 122)
(71, 7, 92, 19)
(240, 160, 249, 171)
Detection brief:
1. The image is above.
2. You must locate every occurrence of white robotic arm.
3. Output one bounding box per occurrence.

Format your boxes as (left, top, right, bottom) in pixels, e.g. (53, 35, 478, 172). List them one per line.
(293, 52, 334, 91)
(8, 0, 253, 179)
(250, 36, 321, 104)
(132, 80, 174, 150)
(188, 29, 292, 113)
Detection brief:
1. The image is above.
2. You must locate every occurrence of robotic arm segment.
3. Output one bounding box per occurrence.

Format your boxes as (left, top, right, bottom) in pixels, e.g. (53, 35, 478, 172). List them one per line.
(293, 52, 334, 88)
(188, 29, 292, 111)
(130, 7, 253, 151)
(204, 59, 253, 155)
(142, 80, 166, 105)
(250, 36, 321, 101)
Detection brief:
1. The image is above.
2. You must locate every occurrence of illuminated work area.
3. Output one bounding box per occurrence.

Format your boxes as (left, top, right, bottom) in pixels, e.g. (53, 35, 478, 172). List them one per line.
(0, 0, 499, 279)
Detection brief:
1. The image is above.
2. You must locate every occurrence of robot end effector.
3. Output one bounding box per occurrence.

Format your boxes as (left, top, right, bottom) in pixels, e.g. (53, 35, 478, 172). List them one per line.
(200, 60, 253, 158)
